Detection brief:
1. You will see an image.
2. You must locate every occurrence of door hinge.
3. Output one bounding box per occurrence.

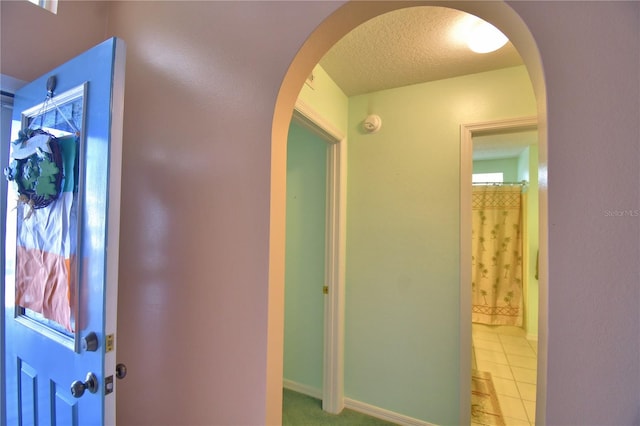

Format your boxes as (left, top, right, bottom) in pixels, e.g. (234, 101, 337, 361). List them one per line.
(323, 285, 329, 295)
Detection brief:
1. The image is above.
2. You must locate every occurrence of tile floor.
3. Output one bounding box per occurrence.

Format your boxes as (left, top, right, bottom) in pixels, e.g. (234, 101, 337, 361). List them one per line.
(472, 323, 538, 426)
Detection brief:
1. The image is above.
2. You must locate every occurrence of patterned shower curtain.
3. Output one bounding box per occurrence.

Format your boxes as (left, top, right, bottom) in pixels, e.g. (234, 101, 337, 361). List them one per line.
(472, 185, 524, 326)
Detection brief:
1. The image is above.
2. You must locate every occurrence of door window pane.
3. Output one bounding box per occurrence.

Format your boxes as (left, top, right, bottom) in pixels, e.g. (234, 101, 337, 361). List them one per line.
(8, 84, 86, 349)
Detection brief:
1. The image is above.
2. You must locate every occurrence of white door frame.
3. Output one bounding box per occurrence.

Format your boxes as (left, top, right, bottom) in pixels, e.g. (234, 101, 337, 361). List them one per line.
(291, 99, 347, 414)
(459, 116, 538, 422)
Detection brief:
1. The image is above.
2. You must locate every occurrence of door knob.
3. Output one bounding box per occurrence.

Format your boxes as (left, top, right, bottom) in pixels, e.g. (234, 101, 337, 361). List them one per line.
(70, 372, 99, 398)
(115, 363, 127, 379)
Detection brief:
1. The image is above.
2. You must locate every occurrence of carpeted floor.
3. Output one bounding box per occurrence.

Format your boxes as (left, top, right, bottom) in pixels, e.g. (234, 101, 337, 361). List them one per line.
(282, 389, 397, 426)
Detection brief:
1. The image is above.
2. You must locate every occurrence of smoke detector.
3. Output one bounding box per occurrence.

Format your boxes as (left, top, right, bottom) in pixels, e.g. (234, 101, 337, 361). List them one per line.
(363, 114, 382, 133)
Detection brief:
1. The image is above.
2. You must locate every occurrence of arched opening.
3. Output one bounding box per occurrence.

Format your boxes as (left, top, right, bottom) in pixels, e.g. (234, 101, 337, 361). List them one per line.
(269, 2, 548, 424)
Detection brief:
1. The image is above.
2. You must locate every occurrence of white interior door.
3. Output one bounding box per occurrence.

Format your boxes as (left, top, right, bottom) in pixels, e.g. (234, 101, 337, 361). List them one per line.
(3, 37, 125, 426)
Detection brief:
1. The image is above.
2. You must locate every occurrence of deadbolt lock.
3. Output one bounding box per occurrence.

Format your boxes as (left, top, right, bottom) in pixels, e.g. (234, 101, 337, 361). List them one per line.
(82, 332, 99, 352)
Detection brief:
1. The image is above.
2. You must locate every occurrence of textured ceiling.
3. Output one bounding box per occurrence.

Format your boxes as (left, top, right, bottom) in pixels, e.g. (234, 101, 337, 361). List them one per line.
(319, 6, 523, 97)
(318, 6, 531, 160)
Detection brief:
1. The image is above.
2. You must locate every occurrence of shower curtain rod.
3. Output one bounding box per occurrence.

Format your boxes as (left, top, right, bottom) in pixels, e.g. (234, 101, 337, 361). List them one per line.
(472, 181, 528, 186)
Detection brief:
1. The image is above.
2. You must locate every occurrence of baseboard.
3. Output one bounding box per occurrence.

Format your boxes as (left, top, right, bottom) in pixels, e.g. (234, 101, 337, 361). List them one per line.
(284, 380, 435, 426)
(344, 398, 437, 426)
(283, 379, 322, 399)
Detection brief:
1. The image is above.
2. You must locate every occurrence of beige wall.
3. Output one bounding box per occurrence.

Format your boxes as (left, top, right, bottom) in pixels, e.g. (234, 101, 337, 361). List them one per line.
(1, 1, 638, 425)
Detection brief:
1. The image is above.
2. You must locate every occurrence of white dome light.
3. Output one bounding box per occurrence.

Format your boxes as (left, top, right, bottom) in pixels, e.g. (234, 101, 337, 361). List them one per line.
(466, 21, 508, 54)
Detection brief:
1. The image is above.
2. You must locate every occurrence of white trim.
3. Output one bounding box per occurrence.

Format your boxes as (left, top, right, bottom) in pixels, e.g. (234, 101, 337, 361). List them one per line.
(521, 190, 529, 334)
(459, 121, 473, 426)
(292, 99, 347, 415)
(283, 379, 323, 400)
(284, 381, 434, 426)
(461, 116, 538, 136)
(460, 115, 538, 424)
(104, 38, 126, 426)
(344, 398, 437, 426)
(293, 98, 344, 143)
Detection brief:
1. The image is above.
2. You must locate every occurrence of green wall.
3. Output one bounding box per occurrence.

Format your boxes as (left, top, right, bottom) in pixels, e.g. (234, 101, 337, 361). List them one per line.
(285, 64, 348, 393)
(345, 66, 536, 424)
(298, 64, 349, 135)
(290, 64, 536, 424)
(284, 120, 328, 391)
(473, 158, 519, 181)
(518, 146, 539, 338)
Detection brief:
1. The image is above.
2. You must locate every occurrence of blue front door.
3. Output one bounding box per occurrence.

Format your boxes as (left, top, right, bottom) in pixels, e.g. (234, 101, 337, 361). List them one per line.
(3, 37, 126, 426)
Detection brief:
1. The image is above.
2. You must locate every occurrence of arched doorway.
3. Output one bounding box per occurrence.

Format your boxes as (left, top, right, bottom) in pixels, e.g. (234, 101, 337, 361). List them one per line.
(269, 2, 548, 424)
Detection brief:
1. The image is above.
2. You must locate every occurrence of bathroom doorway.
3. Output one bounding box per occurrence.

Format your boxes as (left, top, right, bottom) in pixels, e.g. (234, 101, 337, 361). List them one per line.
(462, 117, 539, 424)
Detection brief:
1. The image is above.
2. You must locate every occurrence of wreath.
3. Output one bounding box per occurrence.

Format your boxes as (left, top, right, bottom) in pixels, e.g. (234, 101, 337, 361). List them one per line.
(3, 128, 63, 211)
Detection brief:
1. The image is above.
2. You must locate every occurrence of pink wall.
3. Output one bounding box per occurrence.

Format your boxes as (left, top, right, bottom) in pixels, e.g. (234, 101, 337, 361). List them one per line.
(511, 2, 640, 423)
(0, 1, 109, 80)
(1, 1, 638, 425)
(104, 2, 344, 425)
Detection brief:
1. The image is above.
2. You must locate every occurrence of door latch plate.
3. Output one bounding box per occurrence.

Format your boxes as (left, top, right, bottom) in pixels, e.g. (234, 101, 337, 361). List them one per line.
(105, 334, 114, 352)
(105, 375, 114, 395)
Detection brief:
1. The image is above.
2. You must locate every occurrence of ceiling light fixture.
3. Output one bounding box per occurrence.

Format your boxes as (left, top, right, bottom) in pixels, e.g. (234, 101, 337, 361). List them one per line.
(466, 21, 508, 54)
